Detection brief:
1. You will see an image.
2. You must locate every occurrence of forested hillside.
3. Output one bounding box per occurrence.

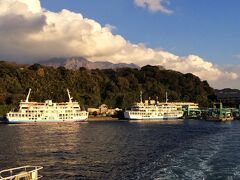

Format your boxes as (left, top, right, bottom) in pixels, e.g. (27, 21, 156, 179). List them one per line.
(0, 61, 215, 115)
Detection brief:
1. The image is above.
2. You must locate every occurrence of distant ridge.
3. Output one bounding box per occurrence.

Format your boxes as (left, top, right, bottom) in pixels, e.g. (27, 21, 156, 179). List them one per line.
(40, 57, 140, 70)
(215, 88, 240, 106)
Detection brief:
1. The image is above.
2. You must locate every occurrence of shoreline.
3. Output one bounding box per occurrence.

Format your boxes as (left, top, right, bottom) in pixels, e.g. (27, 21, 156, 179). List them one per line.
(87, 116, 120, 122)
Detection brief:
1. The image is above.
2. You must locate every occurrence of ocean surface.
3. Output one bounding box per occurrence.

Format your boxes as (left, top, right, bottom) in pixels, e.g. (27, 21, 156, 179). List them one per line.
(1, 120, 240, 179)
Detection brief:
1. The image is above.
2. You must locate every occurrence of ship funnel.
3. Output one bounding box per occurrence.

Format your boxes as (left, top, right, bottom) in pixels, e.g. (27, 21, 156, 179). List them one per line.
(67, 89, 73, 102)
(25, 88, 31, 102)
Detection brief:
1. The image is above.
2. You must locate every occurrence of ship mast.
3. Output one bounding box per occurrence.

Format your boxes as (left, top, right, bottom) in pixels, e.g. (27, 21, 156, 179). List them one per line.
(67, 89, 73, 103)
(140, 91, 143, 103)
(25, 88, 31, 102)
(165, 91, 168, 103)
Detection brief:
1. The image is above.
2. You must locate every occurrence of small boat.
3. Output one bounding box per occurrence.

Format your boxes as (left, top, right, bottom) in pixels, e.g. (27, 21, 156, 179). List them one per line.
(203, 102, 234, 122)
(0, 165, 43, 180)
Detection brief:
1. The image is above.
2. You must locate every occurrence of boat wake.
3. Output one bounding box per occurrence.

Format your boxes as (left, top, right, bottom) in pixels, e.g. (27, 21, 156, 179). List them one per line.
(138, 129, 228, 179)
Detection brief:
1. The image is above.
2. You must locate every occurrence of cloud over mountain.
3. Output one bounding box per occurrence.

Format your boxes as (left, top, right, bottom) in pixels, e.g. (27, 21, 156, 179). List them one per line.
(0, 0, 238, 88)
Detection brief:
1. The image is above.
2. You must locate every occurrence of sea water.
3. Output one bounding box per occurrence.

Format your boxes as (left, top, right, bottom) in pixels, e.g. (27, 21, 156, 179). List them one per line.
(0, 120, 240, 179)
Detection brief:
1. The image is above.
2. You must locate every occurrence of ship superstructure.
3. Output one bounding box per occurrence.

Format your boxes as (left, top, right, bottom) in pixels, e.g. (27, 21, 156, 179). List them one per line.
(6, 89, 88, 123)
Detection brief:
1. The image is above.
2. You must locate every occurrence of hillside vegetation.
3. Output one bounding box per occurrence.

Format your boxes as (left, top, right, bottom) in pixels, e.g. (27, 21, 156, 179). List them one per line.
(0, 61, 215, 115)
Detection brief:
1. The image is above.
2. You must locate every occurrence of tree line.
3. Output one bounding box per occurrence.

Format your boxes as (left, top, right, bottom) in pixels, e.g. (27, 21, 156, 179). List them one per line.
(0, 61, 216, 115)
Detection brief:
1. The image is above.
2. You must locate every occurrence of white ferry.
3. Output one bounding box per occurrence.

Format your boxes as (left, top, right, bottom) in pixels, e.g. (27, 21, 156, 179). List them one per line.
(6, 89, 88, 124)
(124, 92, 184, 120)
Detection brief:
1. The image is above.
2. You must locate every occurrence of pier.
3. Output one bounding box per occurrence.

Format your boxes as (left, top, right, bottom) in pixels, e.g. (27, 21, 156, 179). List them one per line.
(184, 102, 236, 121)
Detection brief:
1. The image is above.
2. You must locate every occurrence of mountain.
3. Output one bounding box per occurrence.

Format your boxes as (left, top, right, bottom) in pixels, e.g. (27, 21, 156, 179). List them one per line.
(215, 88, 240, 107)
(40, 57, 140, 70)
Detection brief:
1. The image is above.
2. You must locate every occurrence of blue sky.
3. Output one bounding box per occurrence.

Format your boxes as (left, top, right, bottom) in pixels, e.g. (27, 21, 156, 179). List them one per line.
(41, 0, 240, 65)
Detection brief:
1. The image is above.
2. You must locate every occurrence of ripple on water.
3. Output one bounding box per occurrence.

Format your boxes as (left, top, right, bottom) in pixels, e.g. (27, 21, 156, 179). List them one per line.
(0, 120, 240, 179)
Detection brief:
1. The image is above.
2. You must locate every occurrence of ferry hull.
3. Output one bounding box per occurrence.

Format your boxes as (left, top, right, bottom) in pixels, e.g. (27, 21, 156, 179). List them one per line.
(7, 119, 87, 124)
(124, 112, 182, 120)
(127, 117, 182, 120)
(7, 117, 88, 124)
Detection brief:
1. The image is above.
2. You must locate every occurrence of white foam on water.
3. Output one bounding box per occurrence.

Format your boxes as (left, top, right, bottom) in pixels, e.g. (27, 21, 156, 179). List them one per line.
(139, 130, 228, 180)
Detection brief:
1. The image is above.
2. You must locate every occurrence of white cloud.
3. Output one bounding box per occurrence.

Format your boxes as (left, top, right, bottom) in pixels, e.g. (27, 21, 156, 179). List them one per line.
(105, 24, 117, 32)
(134, 0, 173, 14)
(210, 64, 240, 89)
(0, 0, 41, 14)
(0, 0, 238, 89)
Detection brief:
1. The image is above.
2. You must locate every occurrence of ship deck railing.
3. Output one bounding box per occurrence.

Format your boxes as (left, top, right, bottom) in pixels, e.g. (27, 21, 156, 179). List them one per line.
(0, 165, 43, 180)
